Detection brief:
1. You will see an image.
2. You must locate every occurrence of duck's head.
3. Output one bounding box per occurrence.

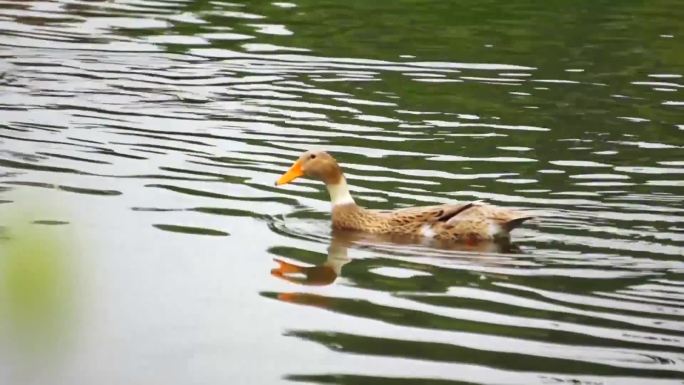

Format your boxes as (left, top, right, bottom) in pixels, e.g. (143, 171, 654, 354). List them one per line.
(275, 150, 343, 186)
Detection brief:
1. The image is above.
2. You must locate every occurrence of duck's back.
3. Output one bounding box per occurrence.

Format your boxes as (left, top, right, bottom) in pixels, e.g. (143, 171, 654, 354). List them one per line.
(332, 202, 532, 241)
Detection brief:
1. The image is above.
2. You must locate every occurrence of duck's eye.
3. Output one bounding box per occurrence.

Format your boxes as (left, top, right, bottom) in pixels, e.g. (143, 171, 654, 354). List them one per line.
(309, 154, 316, 159)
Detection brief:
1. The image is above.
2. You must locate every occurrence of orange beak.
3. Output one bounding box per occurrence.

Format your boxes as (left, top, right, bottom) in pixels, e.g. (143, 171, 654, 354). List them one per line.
(275, 160, 304, 185)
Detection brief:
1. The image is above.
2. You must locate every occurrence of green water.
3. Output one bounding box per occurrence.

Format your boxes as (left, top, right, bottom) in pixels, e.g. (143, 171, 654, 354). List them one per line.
(0, 1, 682, 384)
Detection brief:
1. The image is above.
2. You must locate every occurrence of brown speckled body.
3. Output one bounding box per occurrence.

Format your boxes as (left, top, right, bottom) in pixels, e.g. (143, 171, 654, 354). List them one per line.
(332, 202, 531, 241)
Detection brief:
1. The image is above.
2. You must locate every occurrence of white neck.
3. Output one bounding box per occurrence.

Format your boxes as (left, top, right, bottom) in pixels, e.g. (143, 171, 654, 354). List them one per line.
(326, 177, 355, 206)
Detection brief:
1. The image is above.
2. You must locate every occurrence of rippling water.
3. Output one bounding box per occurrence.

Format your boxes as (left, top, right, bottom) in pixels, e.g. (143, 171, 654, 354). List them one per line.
(1, 0, 683, 384)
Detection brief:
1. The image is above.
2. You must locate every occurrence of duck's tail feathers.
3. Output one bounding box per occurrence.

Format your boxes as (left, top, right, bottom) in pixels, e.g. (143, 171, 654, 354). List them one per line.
(502, 216, 534, 232)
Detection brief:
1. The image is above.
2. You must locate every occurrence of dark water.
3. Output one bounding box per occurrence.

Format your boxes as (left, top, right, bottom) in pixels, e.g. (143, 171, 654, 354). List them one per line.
(1, 0, 683, 384)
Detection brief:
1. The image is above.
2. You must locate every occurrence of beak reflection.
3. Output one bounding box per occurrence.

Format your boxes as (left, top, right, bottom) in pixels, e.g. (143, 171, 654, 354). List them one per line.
(270, 233, 351, 286)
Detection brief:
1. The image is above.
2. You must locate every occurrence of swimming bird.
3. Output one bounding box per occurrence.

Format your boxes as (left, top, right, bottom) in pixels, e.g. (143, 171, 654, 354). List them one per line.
(275, 150, 533, 242)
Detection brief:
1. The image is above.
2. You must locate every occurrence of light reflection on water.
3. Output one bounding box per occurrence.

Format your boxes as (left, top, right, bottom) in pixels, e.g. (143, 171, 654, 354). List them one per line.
(0, 0, 683, 384)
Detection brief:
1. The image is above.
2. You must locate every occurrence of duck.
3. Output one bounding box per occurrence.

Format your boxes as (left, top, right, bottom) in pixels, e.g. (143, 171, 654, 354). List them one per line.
(275, 150, 534, 242)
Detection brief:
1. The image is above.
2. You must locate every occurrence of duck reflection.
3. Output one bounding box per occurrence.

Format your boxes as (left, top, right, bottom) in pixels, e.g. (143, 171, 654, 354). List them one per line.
(271, 230, 352, 286)
(271, 229, 520, 287)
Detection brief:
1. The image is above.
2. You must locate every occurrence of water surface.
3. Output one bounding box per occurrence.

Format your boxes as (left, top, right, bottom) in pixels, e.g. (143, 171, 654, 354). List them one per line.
(0, 1, 683, 384)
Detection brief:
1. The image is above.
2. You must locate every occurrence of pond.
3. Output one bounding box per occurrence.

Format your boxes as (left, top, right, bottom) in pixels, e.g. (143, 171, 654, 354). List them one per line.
(0, 0, 683, 384)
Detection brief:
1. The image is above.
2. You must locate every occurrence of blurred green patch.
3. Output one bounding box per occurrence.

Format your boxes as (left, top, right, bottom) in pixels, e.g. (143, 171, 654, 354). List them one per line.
(0, 213, 76, 357)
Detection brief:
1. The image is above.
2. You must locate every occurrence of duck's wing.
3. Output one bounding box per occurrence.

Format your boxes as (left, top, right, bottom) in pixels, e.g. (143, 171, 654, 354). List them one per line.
(379, 202, 476, 228)
(443, 204, 534, 238)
